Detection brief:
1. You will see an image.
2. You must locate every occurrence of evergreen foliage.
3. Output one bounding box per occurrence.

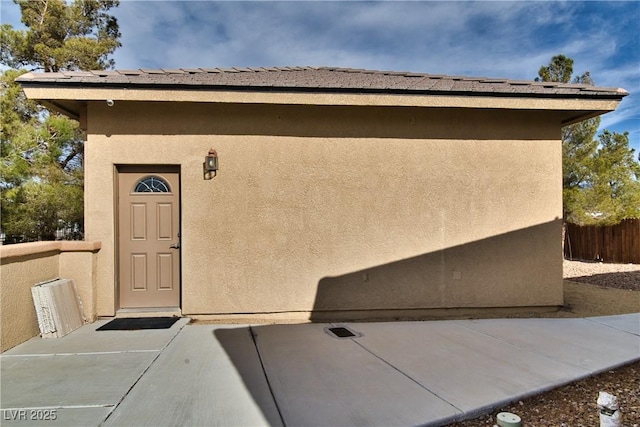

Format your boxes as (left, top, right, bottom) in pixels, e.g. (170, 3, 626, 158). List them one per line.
(1, 0, 120, 243)
(538, 55, 640, 225)
(1, 0, 121, 72)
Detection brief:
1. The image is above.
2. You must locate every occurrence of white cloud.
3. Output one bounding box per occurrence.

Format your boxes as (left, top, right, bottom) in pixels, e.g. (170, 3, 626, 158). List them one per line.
(111, 1, 550, 72)
(3, 0, 638, 152)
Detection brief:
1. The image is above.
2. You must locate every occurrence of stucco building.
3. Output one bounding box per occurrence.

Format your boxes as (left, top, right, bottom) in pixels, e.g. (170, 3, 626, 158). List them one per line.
(17, 66, 627, 322)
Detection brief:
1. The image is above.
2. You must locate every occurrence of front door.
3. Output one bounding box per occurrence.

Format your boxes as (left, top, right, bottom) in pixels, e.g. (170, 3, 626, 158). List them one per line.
(117, 166, 181, 308)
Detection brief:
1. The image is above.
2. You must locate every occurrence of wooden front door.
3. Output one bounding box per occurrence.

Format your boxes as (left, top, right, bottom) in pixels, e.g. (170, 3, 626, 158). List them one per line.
(117, 166, 181, 308)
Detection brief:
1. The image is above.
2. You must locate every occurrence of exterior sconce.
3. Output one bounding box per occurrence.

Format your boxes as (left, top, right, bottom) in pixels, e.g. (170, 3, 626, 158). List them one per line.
(203, 148, 219, 180)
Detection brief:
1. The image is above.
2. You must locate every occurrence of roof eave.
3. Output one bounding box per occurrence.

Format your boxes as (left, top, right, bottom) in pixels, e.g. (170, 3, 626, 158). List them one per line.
(19, 84, 625, 120)
(16, 78, 629, 102)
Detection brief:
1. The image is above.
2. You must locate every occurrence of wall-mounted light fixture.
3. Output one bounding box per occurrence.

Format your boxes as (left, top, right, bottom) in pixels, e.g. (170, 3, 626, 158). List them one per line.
(203, 148, 219, 180)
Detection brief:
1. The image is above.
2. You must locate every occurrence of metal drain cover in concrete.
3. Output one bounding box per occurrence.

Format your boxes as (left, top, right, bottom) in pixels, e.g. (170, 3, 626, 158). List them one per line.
(325, 326, 362, 339)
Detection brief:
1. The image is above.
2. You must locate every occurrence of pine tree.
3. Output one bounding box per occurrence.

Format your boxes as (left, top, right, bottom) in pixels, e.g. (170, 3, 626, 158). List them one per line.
(1, 0, 121, 72)
(537, 55, 640, 226)
(1, 0, 120, 243)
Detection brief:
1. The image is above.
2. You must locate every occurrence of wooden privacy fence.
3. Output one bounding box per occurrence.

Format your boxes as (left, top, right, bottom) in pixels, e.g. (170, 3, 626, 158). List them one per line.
(564, 219, 640, 264)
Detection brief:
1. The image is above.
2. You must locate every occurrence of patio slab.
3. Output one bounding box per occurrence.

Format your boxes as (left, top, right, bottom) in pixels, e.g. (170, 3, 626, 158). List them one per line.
(250, 323, 461, 427)
(456, 317, 640, 372)
(3, 318, 190, 355)
(586, 312, 640, 336)
(1, 313, 638, 427)
(1, 352, 156, 408)
(0, 352, 155, 426)
(103, 325, 281, 427)
(1, 317, 188, 427)
(347, 320, 588, 416)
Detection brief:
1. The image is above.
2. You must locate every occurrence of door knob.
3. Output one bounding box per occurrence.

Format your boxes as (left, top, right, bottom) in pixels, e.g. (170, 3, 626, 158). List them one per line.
(169, 242, 180, 249)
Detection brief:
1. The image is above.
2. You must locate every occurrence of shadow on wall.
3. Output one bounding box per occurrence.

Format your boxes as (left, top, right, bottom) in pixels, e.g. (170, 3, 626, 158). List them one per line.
(95, 102, 558, 141)
(310, 219, 564, 322)
(211, 220, 564, 425)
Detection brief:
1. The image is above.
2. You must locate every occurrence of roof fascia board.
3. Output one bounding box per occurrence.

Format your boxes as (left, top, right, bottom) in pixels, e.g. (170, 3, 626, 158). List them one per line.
(17, 82, 628, 100)
(21, 87, 621, 113)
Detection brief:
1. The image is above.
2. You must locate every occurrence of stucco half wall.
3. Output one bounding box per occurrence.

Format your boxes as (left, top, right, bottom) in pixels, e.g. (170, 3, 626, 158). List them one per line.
(0, 241, 101, 351)
(81, 101, 564, 320)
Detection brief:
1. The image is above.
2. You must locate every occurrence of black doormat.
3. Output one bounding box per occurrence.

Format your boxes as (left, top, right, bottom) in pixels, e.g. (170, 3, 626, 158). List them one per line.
(97, 316, 180, 331)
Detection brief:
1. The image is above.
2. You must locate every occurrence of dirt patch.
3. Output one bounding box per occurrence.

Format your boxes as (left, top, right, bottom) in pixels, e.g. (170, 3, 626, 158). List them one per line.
(547, 280, 640, 318)
(552, 260, 640, 318)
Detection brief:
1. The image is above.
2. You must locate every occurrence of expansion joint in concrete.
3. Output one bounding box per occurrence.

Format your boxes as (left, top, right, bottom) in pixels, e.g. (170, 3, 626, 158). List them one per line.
(249, 325, 287, 427)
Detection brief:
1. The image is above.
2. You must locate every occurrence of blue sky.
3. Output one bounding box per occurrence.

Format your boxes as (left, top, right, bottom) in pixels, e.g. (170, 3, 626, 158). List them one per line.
(2, 0, 638, 154)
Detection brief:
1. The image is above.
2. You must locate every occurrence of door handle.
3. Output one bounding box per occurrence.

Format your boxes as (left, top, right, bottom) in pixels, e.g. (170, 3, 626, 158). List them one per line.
(169, 242, 180, 249)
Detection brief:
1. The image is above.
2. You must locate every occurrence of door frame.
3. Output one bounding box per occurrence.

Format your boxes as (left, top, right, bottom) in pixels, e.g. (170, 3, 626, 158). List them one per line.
(114, 164, 182, 311)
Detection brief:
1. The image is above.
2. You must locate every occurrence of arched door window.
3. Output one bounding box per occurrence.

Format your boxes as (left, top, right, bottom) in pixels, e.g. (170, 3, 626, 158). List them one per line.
(134, 176, 171, 193)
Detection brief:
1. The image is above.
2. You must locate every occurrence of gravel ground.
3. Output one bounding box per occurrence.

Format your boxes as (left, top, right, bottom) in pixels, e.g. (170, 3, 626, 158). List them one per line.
(445, 260, 640, 427)
(564, 259, 640, 290)
(447, 361, 639, 427)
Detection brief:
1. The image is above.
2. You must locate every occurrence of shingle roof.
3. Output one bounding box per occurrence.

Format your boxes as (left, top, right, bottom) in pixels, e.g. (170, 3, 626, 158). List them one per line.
(16, 66, 628, 99)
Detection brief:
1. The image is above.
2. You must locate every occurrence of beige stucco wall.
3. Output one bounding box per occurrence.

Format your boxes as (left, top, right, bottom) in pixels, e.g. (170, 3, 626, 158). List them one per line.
(59, 249, 100, 322)
(85, 101, 564, 319)
(0, 241, 101, 351)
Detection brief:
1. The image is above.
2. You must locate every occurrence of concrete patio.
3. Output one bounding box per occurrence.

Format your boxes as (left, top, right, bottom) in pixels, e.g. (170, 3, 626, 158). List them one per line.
(2, 313, 639, 426)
